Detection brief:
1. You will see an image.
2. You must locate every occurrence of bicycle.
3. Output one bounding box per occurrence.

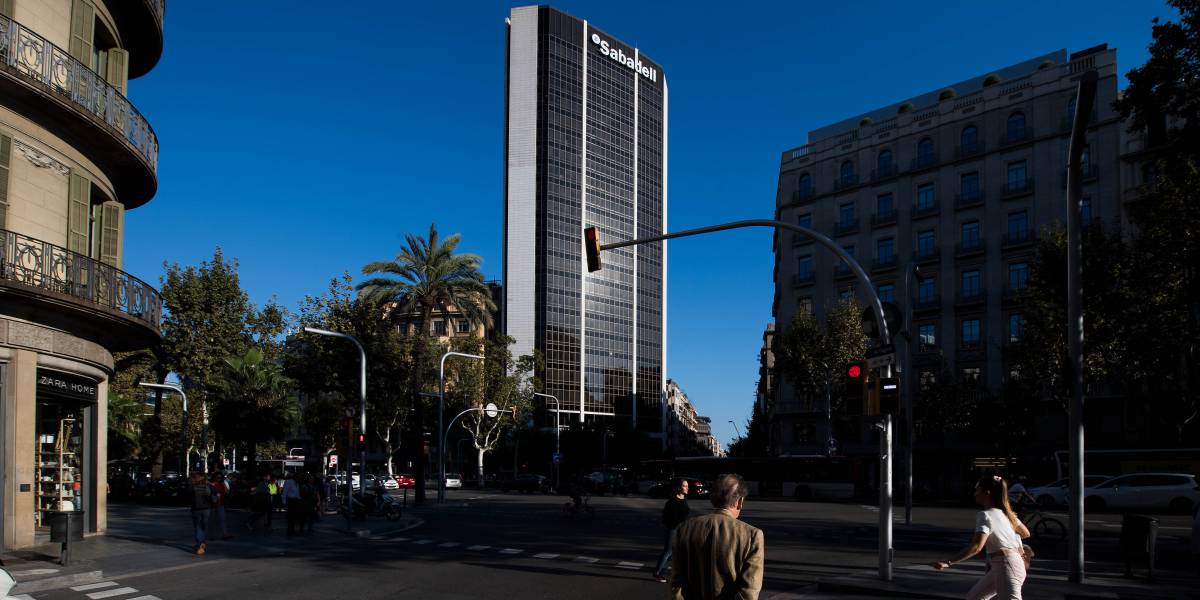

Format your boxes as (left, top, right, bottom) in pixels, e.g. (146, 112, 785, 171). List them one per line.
(1020, 505, 1066, 542)
(562, 494, 595, 519)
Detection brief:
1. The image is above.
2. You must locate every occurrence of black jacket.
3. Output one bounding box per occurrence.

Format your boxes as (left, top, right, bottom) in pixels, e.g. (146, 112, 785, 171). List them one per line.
(661, 495, 690, 529)
(190, 483, 214, 511)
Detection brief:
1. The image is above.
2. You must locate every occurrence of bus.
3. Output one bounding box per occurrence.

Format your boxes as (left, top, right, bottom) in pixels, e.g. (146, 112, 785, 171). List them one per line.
(639, 455, 869, 501)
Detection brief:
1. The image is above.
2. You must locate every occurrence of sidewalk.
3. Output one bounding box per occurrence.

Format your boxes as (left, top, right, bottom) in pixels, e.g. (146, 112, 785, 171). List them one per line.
(817, 559, 1200, 600)
(4, 502, 422, 594)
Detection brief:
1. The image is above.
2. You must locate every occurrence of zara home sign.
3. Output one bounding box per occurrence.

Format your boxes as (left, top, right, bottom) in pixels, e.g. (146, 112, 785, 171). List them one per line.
(591, 33, 657, 82)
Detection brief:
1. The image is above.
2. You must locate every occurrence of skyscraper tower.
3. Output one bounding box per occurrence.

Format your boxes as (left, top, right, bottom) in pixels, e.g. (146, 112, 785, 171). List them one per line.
(504, 5, 667, 435)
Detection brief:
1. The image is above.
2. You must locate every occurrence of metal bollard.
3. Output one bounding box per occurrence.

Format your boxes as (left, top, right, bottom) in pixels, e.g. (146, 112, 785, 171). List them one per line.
(1119, 514, 1158, 581)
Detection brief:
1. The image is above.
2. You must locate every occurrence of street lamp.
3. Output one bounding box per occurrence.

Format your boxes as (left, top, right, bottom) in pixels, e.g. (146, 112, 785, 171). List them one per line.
(533, 392, 561, 491)
(304, 327, 366, 525)
(139, 382, 190, 473)
(439, 351, 484, 503)
(441, 402, 513, 494)
(902, 264, 923, 527)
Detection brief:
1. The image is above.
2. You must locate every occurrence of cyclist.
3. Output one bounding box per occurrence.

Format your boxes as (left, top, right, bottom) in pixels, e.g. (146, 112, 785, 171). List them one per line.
(1008, 476, 1036, 515)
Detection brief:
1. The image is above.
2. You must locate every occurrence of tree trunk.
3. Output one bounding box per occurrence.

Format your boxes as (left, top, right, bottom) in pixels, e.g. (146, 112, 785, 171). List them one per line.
(476, 447, 485, 489)
(412, 309, 432, 504)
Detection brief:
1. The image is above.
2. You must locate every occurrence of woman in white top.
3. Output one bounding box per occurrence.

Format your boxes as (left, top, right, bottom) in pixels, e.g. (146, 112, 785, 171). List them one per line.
(932, 475, 1031, 600)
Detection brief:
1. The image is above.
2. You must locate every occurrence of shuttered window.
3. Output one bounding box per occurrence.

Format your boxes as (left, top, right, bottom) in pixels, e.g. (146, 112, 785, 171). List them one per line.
(68, 173, 91, 255)
(69, 0, 95, 67)
(0, 0, 14, 18)
(0, 134, 10, 231)
(106, 48, 129, 96)
(96, 200, 122, 266)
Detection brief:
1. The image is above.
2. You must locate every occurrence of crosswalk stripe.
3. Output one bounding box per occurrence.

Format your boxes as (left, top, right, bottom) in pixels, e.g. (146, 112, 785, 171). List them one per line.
(73, 582, 119, 591)
(438, 542, 460, 548)
(616, 561, 643, 570)
(87, 587, 140, 599)
(12, 568, 60, 577)
(391, 537, 410, 541)
(127, 596, 163, 600)
(574, 556, 599, 563)
(533, 553, 559, 559)
(467, 545, 490, 551)
(11, 594, 36, 600)
(413, 539, 433, 545)
(499, 548, 523, 555)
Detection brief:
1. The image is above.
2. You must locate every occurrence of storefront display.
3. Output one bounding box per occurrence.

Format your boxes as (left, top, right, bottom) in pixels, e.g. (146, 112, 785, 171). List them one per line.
(33, 370, 95, 530)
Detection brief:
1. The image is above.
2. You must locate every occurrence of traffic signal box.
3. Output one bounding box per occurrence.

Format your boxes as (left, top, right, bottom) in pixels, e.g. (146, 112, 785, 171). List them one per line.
(585, 226, 602, 272)
(879, 377, 900, 415)
(852, 363, 901, 417)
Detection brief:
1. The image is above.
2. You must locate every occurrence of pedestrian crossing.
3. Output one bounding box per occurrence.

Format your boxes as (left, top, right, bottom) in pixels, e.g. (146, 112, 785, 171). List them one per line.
(65, 580, 162, 600)
(363, 532, 655, 573)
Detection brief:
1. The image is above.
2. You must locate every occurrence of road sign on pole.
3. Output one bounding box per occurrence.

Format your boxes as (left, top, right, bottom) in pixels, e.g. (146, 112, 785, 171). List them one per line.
(866, 344, 896, 369)
(485, 402, 499, 418)
(329, 455, 338, 466)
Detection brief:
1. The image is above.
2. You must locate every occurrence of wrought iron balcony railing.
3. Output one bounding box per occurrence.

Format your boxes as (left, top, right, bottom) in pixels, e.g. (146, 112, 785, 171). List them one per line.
(0, 228, 161, 332)
(0, 14, 158, 174)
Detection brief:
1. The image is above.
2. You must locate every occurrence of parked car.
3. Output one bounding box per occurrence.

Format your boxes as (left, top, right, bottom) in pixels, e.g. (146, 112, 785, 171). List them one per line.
(445, 473, 463, 489)
(648, 477, 708, 499)
(378, 474, 399, 490)
(395, 473, 416, 488)
(1084, 473, 1200, 514)
(1026, 475, 1112, 507)
(502, 474, 549, 493)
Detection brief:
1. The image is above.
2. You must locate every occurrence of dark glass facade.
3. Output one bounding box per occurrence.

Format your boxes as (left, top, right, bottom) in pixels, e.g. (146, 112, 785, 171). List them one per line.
(505, 6, 666, 434)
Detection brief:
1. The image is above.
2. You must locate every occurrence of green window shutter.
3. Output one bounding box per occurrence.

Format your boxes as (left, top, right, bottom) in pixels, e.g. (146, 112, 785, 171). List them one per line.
(97, 200, 122, 267)
(69, 0, 95, 67)
(68, 172, 90, 255)
(0, 134, 10, 231)
(0, 0, 14, 18)
(105, 48, 129, 96)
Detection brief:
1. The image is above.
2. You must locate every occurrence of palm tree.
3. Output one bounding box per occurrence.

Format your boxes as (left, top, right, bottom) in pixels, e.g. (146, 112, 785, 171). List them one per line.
(357, 223, 495, 502)
(209, 347, 297, 472)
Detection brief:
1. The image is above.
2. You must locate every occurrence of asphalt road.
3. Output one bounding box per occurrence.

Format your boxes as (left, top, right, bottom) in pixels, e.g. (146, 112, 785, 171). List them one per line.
(19, 490, 1198, 600)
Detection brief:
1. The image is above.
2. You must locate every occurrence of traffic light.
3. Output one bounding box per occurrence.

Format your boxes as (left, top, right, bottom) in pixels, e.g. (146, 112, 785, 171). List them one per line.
(584, 226, 602, 272)
(358, 433, 365, 444)
(845, 361, 867, 413)
(879, 377, 900, 415)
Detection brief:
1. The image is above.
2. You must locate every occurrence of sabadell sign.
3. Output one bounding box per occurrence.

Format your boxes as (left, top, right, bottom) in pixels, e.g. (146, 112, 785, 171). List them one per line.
(591, 33, 657, 83)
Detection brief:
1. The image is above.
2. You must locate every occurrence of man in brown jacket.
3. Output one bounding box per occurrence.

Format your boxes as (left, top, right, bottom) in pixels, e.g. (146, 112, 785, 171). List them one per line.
(669, 473, 764, 599)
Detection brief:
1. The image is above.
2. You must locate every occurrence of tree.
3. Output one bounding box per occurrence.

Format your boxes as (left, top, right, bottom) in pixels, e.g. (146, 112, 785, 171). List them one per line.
(356, 224, 497, 503)
(774, 299, 867, 452)
(209, 347, 297, 471)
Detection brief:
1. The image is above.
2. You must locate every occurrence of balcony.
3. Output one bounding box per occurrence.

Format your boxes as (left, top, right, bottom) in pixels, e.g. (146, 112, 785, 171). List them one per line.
(913, 295, 940, 313)
(871, 164, 897, 180)
(910, 153, 939, 171)
(954, 140, 987, 159)
(833, 176, 859, 192)
(791, 272, 815, 287)
(105, 0, 165, 78)
(912, 247, 941, 265)
(792, 189, 815, 204)
(1060, 164, 1099, 188)
(791, 231, 813, 246)
(1001, 230, 1035, 250)
(871, 210, 897, 228)
(955, 239, 985, 259)
(1002, 178, 1034, 200)
(871, 255, 897, 273)
(1000, 126, 1034, 147)
(1002, 285, 1028, 305)
(834, 262, 856, 280)
(0, 228, 162, 350)
(955, 287, 986, 308)
(954, 190, 985, 210)
(957, 342, 988, 362)
(911, 201, 940, 220)
(0, 14, 158, 207)
(834, 219, 859, 236)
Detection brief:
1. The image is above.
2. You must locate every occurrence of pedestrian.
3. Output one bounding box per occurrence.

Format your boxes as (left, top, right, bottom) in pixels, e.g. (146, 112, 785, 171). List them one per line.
(932, 475, 1031, 600)
(282, 471, 302, 536)
(208, 472, 232, 540)
(188, 472, 214, 556)
(268, 473, 281, 515)
(300, 473, 318, 533)
(669, 473, 764, 599)
(652, 477, 690, 583)
(246, 472, 272, 533)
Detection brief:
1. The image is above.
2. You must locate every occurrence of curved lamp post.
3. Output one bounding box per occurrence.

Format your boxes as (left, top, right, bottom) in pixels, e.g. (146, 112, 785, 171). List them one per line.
(139, 382, 190, 473)
(439, 351, 484, 503)
(303, 327, 365, 525)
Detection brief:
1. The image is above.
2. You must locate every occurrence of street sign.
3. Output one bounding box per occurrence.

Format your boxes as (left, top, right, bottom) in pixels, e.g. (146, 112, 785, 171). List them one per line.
(328, 455, 338, 466)
(866, 344, 896, 369)
(344, 406, 355, 418)
(284, 460, 304, 467)
(552, 452, 562, 465)
(485, 402, 499, 418)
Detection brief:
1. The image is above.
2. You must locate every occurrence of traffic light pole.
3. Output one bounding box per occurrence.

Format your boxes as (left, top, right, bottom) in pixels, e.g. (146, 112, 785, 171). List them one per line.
(304, 327, 367, 527)
(592, 218, 894, 581)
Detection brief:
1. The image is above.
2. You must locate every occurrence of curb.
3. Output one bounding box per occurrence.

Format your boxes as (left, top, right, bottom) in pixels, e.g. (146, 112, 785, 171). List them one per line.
(12, 570, 103, 594)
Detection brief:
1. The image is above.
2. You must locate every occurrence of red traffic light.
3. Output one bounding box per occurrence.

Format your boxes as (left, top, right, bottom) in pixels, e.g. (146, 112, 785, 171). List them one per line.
(847, 364, 863, 379)
(584, 226, 602, 272)
(358, 434, 365, 444)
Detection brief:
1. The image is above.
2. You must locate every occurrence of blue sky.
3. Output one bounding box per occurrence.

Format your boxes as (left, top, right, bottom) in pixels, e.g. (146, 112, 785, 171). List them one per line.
(124, 1, 1173, 450)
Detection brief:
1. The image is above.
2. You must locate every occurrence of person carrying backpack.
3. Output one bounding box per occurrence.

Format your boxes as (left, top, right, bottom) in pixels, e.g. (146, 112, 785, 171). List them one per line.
(188, 472, 215, 555)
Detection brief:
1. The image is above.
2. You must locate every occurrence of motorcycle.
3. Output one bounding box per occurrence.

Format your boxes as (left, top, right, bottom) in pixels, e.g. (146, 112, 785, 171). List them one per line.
(343, 491, 402, 521)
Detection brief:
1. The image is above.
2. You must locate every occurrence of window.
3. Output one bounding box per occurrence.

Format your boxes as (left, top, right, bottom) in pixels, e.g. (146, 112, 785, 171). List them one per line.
(960, 125, 978, 154)
(842, 245, 855, 259)
(917, 229, 936, 257)
(1007, 160, 1028, 190)
(920, 370, 937, 391)
(1080, 197, 1092, 223)
(961, 367, 982, 385)
(798, 297, 813, 316)
(1008, 262, 1029, 291)
(1142, 162, 1158, 186)
(837, 245, 855, 273)
(878, 284, 895, 303)
(840, 160, 855, 185)
(918, 324, 936, 348)
(876, 193, 894, 218)
(798, 212, 812, 229)
(960, 171, 980, 200)
(397, 323, 409, 335)
(960, 221, 980, 247)
(916, 183, 936, 210)
(839, 288, 855, 302)
(961, 319, 981, 347)
(1007, 210, 1029, 241)
(433, 320, 448, 336)
(918, 277, 936, 303)
(961, 270, 981, 297)
(1066, 96, 1077, 123)
(1081, 144, 1092, 175)
(917, 137, 935, 166)
(877, 150, 893, 176)
(1007, 111, 1026, 141)
(1008, 314, 1025, 343)
(797, 255, 813, 279)
(876, 238, 895, 264)
(456, 319, 472, 334)
(798, 173, 813, 198)
(839, 202, 856, 227)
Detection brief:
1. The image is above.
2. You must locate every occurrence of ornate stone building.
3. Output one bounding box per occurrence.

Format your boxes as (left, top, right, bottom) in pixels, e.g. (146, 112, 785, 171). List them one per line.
(0, 0, 163, 549)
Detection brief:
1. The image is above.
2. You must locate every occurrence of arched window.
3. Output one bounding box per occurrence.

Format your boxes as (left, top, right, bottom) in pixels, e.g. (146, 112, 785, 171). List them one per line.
(917, 137, 935, 167)
(840, 160, 855, 186)
(960, 125, 978, 155)
(877, 149, 893, 177)
(797, 173, 813, 199)
(1066, 97, 1077, 123)
(1007, 112, 1027, 141)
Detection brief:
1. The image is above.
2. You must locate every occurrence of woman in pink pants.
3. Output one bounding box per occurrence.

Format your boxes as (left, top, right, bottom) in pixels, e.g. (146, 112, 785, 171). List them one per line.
(932, 476, 1031, 599)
